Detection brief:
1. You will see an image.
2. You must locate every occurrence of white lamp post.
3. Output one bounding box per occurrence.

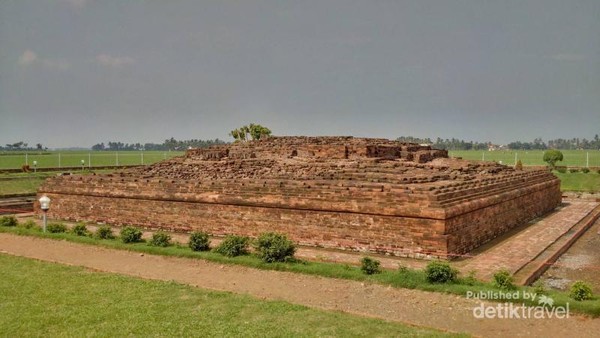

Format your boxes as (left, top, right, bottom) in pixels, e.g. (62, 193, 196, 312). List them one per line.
(81, 159, 85, 171)
(39, 195, 51, 232)
(33, 160, 38, 173)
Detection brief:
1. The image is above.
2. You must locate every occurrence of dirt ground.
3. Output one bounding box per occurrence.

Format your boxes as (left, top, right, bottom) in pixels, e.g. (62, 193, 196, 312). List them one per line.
(540, 218, 600, 293)
(1, 233, 600, 338)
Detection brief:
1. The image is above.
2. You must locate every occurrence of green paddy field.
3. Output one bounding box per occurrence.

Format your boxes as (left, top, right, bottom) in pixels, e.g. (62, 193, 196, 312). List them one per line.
(0, 151, 184, 169)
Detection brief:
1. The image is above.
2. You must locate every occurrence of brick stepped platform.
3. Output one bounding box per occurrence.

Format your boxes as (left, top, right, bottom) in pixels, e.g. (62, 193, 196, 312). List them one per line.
(37, 136, 561, 259)
(457, 199, 600, 282)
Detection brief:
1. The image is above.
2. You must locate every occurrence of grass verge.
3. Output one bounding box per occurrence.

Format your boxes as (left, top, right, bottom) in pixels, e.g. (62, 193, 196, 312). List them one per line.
(0, 254, 458, 337)
(554, 171, 600, 192)
(1, 225, 599, 317)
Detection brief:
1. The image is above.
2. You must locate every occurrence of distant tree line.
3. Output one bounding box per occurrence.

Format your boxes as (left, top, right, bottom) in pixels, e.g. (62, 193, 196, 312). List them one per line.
(397, 134, 600, 151)
(91, 138, 227, 151)
(1, 141, 46, 151)
(396, 136, 488, 150)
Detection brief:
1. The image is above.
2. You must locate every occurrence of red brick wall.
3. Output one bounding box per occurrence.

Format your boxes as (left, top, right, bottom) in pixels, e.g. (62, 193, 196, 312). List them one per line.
(36, 171, 561, 259)
(39, 191, 448, 258)
(444, 179, 561, 255)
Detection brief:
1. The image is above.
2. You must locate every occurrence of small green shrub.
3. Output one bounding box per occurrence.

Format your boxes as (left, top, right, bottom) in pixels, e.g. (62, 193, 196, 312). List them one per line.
(581, 167, 590, 173)
(425, 261, 458, 283)
(569, 168, 579, 173)
(46, 222, 67, 233)
(96, 225, 114, 239)
(493, 269, 515, 290)
(533, 281, 548, 296)
(360, 257, 382, 275)
(120, 226, 143, 243)
(149, 232, 171, 247)
(463, 270, 478, 286)
(570, 281, 593, 301)
(189, 231, 210, 251)
(214, 235, 250, 257)
(556, 167, 567, 174)
(397, 264, 409, 273)
(19, 220, 39, 230)
(0, 216, 18, 227)
(71, 223, 89, 236)
(254, 232, 296, 263)
(597, 169, 600, 174)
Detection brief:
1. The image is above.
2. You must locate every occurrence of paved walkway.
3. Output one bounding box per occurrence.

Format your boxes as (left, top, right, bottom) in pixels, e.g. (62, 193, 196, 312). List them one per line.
(457, 199, 600, 280)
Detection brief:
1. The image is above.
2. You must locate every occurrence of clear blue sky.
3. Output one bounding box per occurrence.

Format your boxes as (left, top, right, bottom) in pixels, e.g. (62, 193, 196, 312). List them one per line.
(1, 0, 598, 148)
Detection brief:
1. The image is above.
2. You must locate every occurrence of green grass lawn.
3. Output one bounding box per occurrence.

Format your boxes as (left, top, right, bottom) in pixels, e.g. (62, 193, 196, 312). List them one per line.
(0, 254, 457, 337)
(449, 149, 600, 167)
(0, 176, 48, 195)
(2, 225, 599, 317)
(554, 171, 600, 192)
(0, 171, 115, 196)
(0, 151, 184, 169)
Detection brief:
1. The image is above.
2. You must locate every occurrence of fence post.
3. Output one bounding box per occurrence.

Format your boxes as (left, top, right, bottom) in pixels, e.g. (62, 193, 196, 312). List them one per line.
(141, 152, 144, 165)
(25, 153, 28, 165)
(586, 152, 589, 168)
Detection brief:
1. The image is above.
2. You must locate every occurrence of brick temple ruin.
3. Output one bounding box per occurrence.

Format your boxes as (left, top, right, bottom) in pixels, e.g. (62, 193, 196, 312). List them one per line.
(37, 136, 562, 259)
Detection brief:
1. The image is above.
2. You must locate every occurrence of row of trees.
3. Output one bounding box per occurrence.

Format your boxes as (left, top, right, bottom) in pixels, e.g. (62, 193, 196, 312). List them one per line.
(1, 142, 46, 151)
(397, 135, 600, 151)
(91, 138, 226, 151)
(396, 137, 489, 151)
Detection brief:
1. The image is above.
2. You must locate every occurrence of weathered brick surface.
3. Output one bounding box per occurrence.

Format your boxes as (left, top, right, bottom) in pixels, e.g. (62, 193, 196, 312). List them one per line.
(37, 136, 561, 259)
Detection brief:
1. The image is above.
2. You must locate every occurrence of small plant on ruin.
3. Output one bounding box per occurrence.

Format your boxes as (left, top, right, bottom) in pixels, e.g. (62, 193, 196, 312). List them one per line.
(96, 225, 114, 239)
(149, 232, 171, 247)
(47, 222, 67, 233)
(71, 223, 90, 236)
(569, 168, 579, 173)
(360, 257, 382, 275)
(189, 231, 210, 251)
(18, 220, 39, 230)
(0, 216, 18, 227)
(556, 167, 567, 173)
(581, 167, 590, 173)
(254, 232, 296, 263)
(493, 269, 515, 290)
(425, 261, 457, 283)
(214, 235, 250, 257)
(120, 226, 143, 243)
(515, 159, 523, 170)
(569, 281, 593, 301)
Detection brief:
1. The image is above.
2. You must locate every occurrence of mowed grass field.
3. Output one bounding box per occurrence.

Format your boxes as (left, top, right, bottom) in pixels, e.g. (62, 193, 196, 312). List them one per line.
(0, 254, 455, 337)
(448, 149, 600, 167)
(0, 151, 184, 169)
(554, 172, 600, 192)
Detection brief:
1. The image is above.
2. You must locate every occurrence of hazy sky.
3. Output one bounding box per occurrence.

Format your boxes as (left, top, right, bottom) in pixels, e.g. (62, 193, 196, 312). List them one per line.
(1, 0, 598, 148)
